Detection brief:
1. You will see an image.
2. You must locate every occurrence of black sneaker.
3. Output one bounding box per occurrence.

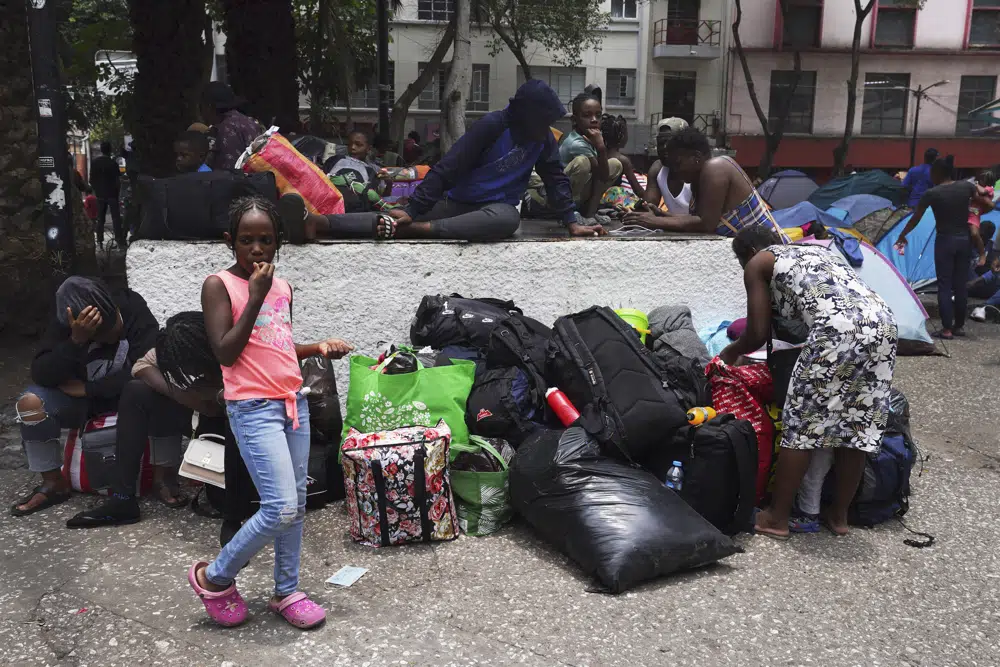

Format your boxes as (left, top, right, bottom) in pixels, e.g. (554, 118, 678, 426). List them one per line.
(66, 496, 141, 529)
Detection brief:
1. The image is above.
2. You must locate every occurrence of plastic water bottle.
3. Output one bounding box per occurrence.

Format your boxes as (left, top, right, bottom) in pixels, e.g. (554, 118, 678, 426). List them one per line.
(665, 461, 684, 491)
(546, 387, 581, 427)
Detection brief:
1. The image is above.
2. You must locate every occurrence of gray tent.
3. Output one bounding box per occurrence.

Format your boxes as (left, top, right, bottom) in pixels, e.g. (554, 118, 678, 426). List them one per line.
(758, 170, 820, 210)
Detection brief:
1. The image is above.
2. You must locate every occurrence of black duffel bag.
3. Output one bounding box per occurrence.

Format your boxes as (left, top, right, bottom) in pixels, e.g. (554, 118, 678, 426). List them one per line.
(134, 170, 278, 241)
(645, 414, 758, 535)
(465, 367, 543, 446)
(549, 306, 689, 462)
(410, 294, 521, 350)
(510, 427, 741, 594)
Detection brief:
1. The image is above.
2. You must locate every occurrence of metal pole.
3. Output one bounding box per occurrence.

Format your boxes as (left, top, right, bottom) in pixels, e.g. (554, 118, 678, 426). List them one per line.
(26, 0, 75, 270)
(376, 0, 391, 145)
(909, 85, 923, 168)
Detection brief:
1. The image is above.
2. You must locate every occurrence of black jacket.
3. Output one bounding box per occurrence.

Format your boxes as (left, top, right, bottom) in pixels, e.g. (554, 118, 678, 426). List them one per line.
(31, 288, 158, 399)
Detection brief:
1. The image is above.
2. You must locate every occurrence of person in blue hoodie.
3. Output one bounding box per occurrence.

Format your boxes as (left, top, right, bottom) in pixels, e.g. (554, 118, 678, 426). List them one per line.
(386, 79, 604, 239)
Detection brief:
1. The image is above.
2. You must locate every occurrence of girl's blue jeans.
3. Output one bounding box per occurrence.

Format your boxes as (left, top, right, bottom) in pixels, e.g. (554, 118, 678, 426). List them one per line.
(206, 394, 309, 596)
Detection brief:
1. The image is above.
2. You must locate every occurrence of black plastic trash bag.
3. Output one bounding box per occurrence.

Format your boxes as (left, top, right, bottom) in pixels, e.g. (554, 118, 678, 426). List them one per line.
(300, 356, 345, 504)
(510, 427, 741, 594)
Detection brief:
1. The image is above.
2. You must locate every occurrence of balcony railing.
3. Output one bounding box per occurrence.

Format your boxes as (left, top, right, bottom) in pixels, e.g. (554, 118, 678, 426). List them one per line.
(652, 19, 721, 48)
(649, 112, 719, 139)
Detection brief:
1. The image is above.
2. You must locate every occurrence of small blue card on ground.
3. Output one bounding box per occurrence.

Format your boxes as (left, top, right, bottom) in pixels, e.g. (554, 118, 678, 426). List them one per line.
(326, 566, 369, 587)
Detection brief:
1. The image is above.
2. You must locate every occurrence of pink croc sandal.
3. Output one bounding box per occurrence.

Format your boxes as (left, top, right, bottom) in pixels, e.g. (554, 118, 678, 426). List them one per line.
(188, 561, 248, 627)
(268, 592, 326, 629)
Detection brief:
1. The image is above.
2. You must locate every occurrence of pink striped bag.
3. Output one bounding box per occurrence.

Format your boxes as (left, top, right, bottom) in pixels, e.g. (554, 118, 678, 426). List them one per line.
(62, 413, 153, 495)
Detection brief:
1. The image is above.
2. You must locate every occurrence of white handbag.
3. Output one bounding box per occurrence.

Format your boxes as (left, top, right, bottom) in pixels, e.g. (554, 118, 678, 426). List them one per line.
(179, 434, 226, 489)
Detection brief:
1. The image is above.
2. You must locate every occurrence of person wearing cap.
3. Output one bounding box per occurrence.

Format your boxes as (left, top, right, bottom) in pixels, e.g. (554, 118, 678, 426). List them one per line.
(384, 80, 604, 239)
(635, 117, 694, 223)
(200, 82, 263, 171)
(11, 278, 159, 516)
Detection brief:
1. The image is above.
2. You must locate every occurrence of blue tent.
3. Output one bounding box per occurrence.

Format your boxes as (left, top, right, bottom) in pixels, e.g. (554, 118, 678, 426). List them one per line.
(772, 201, 849, 230)
(875, 210, 938, 289)
(826, 194, 894, 225)
(808, 171, 906, 210)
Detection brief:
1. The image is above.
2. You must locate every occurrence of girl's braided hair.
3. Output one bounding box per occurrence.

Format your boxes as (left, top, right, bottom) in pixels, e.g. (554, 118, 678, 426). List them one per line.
(155, 311, 221, 390)
(600, 114, 628, 148)
(227, 194, 283, 257)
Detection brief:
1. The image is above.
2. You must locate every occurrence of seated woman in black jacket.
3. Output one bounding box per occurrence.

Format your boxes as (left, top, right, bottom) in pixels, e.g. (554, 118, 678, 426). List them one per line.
(11, 277, 161, 516)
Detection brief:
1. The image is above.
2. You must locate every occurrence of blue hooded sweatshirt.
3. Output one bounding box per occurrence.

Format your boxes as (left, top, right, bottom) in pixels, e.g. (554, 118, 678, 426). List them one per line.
(404, 80, 577, 225)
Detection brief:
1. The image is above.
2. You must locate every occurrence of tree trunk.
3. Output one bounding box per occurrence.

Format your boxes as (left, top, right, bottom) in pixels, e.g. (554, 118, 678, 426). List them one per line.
(128, 0, 208, 176)
(308, 0, 329, 131)
(833, 0, 875, 176)
(221, 0, 300, 132)
(388, 19, 455, 149)
(440, 0, 471, 152)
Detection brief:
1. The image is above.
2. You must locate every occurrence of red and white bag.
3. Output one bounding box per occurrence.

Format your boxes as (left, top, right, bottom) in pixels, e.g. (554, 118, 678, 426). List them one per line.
(705, 359, 774, 505)
(62, 413, 153, 495)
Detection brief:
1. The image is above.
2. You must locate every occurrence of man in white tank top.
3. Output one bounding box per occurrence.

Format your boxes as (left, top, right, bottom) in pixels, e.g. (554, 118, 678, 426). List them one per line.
(627, 119, 692, 227)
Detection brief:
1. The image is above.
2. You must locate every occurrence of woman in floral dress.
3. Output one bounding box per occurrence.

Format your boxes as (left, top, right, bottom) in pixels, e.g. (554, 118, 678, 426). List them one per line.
(720, 226, 898, 539)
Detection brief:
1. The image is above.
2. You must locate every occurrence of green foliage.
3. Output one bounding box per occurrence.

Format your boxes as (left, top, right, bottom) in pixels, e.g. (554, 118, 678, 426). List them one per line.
(475, 0, 609, 74)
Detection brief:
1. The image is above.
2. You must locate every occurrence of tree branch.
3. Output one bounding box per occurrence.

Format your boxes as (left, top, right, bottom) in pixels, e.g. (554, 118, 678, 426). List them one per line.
(732, 0, 771, 140)
(388, 17, 456, 146)
(492, 20, 531, 79)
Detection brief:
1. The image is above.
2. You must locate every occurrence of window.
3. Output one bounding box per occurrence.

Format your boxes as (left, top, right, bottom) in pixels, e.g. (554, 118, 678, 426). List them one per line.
(956, 75, 998, 134)
(606, 69, 636, 107)
(969, 0, 1000, 48)
(520, 66, 586, 106)
(611, 0, 637, 19)
(418, 63, 490, 111)
(341, 63, 395, 109)
(781, 0, 823, 49)
(467, 64, 490, 111)
(874, 0, 916, 49)
(418, 0, 454, 21)
(767, 70, 816, 133)
(861, 73, 909, 135)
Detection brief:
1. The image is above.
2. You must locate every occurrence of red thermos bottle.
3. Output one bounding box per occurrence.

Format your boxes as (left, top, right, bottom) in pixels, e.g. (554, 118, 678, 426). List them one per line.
(546, 387, 581, 427)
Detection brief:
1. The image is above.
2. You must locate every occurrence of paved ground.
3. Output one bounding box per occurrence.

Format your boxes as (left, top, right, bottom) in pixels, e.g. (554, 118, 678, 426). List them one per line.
(1, 324, 999, 667)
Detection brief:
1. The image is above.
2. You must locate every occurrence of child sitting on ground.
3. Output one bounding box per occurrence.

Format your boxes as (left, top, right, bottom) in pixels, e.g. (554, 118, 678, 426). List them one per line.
(559, 87, 621, 221)
(325, 130, 394, 212)
(174, 130, 212, 174)
(598, 114, 646, 212)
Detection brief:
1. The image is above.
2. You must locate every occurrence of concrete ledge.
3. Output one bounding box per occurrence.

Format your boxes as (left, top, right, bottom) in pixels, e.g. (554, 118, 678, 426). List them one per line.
(127, 236, 746, 360)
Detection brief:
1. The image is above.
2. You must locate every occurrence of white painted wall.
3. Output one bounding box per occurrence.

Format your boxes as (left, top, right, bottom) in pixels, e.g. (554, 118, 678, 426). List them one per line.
(127, 238, 746, 372)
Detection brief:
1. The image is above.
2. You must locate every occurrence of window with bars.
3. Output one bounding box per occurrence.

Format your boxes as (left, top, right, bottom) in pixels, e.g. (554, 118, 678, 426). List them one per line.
(339, 63, 395, 109)
(418, 0, 454, 21)
(611, 0, 637, 19)
(417, 63, 491, 111)
(518, 66, 586, 106)
(767, 70, 816, 134)
(873, 0, 916, 49)
(605, 69, 636, 107)
(969, 0, 1000, 48)
(956, 75, 998, 134)
(861, 73, 909, 135)
(467, 64, 490, 111)
(781, 0, 823, 49)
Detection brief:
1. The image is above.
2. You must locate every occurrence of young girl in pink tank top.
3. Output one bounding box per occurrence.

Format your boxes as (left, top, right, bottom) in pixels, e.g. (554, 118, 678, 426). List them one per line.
(188, 195, 353, 629)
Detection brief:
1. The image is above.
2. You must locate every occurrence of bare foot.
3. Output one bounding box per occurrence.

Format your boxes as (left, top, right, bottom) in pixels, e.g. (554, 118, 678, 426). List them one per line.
(195, 563, 229, 593)
(821, 510, 850, 536)
(754, 508, 791, 539)
(16, 483, 70, 513)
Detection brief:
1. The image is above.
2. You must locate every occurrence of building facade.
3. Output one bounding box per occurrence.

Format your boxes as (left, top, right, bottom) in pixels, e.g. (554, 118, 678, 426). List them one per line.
(335, 0, 732, 156)
(727, 0, 1000, 177)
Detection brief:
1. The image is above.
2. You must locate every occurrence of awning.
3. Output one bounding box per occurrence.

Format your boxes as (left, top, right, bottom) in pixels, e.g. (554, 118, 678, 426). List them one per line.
(968, 96, 1000, 124)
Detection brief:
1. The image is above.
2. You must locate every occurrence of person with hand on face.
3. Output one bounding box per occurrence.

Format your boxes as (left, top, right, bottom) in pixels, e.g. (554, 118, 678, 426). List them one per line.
(624, 127, 788, 242)
(11, 277, 158, 516)
(894, 155, 990, 339)
(720, 226, 898, 539)
(380, 79, 603, 239)
(191, 195, 354, 630)
(558, 87, 620, 222)
(66, 311, 227, 528)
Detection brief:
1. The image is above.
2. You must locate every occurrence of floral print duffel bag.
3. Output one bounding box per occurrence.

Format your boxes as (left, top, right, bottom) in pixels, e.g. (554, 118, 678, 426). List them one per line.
(341, 419, 459, 547)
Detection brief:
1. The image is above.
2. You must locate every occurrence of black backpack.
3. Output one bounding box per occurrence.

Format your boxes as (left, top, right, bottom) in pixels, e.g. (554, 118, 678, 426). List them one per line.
(410, 294, 521, 350)
(647, 415, 758, 535)
(465, 367, 542, 445)
(549, 306, 689, 462)
(656, 353, 712, 410)
(134, 170, 278, 240)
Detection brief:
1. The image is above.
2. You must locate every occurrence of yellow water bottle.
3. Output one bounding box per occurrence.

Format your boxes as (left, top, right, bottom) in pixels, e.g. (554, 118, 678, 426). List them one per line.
(686, 406, 717, 426)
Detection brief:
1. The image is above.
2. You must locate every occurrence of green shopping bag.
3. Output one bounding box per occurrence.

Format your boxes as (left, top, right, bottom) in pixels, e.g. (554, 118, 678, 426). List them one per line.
(450, 436, 512, 536)
(342, 352, 476, 451)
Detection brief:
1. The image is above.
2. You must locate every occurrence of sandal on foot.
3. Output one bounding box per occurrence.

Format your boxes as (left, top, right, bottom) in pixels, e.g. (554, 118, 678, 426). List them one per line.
(268, 592, 326, 629)
(752, 508, 791, 541)
(153, 483, 188, 509)
(10, 486, 70, 517)
(278, 193, 308, 244)
(188, 561, 248, 627)
(932, 330, 954, 340)
(375, 214, 397, 240)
